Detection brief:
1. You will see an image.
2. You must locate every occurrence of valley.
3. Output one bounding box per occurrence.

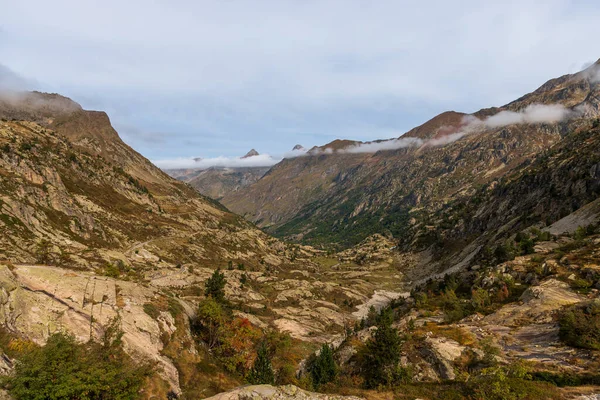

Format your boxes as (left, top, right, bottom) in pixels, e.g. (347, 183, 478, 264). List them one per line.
(1, 62, 600, 400)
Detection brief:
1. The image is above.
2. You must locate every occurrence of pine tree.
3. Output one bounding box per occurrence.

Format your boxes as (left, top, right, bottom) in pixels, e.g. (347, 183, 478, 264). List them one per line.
(308, 343, 337, 388)
(205, 268, 226, 302)
(247, 342, 275, 385)
(361, 308, 402, 388)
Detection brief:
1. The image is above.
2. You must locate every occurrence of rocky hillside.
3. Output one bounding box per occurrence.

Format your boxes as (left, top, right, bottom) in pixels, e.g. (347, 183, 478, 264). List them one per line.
(222, 61, 600, 263)
(2, 64, 600, 400)
(0, 92, 286, 270)
(0, 92, 419, 397)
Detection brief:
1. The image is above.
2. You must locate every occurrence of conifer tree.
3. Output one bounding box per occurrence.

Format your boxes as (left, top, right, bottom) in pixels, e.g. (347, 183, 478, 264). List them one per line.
(247, 342, 275, 384)
(205, 268, 226, 302)
(308, 343, 337, 388)
(361, 308, 402, 388)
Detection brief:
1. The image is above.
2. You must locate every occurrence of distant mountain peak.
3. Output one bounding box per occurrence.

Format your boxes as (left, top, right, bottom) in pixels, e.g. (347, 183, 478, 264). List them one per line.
(293, 144, 305, 151)
(242, 149, 259, 158)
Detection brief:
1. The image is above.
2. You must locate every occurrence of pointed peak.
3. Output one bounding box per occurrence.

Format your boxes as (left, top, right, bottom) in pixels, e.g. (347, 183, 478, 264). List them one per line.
(242, 149, 259, 158)
(292, 144, 305, 151)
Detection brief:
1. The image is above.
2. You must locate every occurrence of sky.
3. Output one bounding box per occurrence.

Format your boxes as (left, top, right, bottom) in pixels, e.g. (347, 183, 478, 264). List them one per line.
(1, 0, 600, 168)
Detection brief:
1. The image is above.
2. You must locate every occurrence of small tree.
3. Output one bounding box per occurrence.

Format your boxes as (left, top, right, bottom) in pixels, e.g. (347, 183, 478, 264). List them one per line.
(247, 341, 275, 385)
(205, 268, 226, 302)
(195, 298, 226, 349)
(308, 343, 337, 388)
(360, 308, 402, 388)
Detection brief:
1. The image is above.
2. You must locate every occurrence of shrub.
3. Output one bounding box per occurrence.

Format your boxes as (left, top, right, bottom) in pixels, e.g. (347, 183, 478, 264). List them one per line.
(193, 298, 227, 349)
(143, 303, 160, 319)
(5, 322, 149, 399)
(558, 301, 600, 350)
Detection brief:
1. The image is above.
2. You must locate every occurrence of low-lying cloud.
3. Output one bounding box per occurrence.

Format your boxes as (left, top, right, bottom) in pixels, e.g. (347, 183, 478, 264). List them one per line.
(155, 102, 579, 170)
(484, 104, 572, 128)
(341, 137, 423, 153)
(337, 103, 575, 153)
(155, 148, 309, 170)
(581, 62, 600, 83)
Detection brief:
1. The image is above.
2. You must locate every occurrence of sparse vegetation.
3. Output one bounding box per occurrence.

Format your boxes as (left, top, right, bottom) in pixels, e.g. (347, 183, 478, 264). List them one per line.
(3, 320, 149, 400)
(558, 300, 600, 350)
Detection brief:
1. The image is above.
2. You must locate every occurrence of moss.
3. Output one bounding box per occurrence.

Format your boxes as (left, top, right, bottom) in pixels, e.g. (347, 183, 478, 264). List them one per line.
(143, 303, 161, 319)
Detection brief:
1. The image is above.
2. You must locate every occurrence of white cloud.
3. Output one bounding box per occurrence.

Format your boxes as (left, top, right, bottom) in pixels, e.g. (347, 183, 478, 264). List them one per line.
(484, 104, 572, 128)
(581, 62, 600, 83)
(155, 148, 310, 170)
(1, 0, 600, 160)
(155, 101, 578, 169)
(154, 154, 280, 170)
(340, 137, 423, 153)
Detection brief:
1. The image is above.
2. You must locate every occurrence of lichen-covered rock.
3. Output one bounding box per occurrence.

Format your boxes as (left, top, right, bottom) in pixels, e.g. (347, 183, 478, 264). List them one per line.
(203, 385, 363, 400)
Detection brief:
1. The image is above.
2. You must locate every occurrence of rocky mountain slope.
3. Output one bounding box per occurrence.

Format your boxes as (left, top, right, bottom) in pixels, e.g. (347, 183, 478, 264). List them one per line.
(174, 166, 271, 200)
(222, 61, 600, 270)
(0, 93, 416, 397)
(0, 93, 284, 270)
(2, 62, 600, 400)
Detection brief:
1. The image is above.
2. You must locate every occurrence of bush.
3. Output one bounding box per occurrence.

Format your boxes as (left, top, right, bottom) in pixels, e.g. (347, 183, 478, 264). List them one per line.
(5, 322, 149, 399)
(143, 303, 160, 319)
(193, 298, 227, 349)
(558, 301, 600, 350)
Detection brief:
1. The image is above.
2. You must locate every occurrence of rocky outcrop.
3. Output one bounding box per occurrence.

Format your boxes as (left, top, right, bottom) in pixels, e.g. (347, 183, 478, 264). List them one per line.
(420, 337, 465, 381)
(203, 385, 363, 400)
(0, 264, 185, 393)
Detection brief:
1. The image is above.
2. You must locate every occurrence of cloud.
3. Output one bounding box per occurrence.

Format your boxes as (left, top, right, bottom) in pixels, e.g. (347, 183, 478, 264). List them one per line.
(340, 137, 423, 153)
(154, 148, 310, 170)
(484, 104, 573, 128)
(0, 63, 36, 91)
(2, 1, 600, 160)
(155, 101, 578, 169)
(581, 62, 600, 83)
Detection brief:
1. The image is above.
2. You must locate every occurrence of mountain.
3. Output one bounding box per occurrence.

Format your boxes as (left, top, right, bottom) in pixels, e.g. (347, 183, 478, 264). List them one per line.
(185, 166, 271, 200)
(242, 148, 260, 158)
(164, 149, 270, 200)
(222, 62, 600, 266)
(3, 65, 600, 400)
(0, 92, 410, 396)
(0, 92, 281, 269)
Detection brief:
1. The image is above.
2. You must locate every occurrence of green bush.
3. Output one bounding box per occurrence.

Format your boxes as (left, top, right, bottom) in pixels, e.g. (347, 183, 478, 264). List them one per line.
(143, 303, 160, 319)
(4, 323, 149, 399)
(558, 301, 600, 350)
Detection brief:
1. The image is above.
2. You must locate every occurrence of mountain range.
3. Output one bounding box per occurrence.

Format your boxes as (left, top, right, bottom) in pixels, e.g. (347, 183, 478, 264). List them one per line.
(1, 61, 600, 399)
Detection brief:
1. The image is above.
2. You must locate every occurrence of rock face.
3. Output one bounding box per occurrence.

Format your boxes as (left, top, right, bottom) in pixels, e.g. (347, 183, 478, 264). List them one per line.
(0, 264, 186, 392)
(203, 385, 363, 400)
